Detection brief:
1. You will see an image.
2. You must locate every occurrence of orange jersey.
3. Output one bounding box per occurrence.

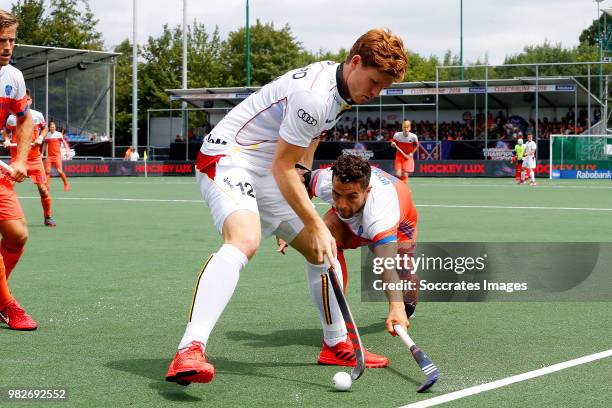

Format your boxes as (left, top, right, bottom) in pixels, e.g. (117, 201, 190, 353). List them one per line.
(310, 167, 418, 246)
(0, 64, 28, 221)
(45, 136, 63, 157)
(6, 109, 45, 162)
(392, 131, 418, 161)
(0, 65, 28, 128)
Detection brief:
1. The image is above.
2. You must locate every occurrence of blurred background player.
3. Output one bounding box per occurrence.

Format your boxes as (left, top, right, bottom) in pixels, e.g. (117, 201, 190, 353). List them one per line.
(0, 9, 37, 330)
(305, 154, 419, 321)
(390, 120, 419, 182)
(523, 132, 537, 186)
(165, 28, 409, 386)
(4, 90, 56, 227)
(42, 120, 70, 191)
(512, 137, 526, 184)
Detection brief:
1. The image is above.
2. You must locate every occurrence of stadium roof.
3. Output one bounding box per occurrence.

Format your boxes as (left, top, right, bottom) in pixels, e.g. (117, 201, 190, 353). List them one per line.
(11, 44, 119, 80)
(167, 77, 600, 112)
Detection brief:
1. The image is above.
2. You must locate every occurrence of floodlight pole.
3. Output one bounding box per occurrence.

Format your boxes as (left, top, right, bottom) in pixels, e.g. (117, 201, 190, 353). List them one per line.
(132, 0, 138, 152)
(246, 0, 251, 86)
(183, 0, 188, 160)
(460, 0, 464, 80)
(597, 0, 604, 101)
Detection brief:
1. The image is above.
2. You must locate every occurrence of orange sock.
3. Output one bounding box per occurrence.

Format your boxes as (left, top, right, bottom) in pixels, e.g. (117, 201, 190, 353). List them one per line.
(41, 195, 52, 218)
(1, 240, 25, 279)
(59, 172, 68, 187)
(0, 258, 13, 310)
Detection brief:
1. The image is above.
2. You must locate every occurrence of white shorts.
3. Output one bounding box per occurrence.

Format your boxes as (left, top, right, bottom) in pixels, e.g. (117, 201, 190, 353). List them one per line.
(196, 164, 304, 242)
(523, 156, 536, 169)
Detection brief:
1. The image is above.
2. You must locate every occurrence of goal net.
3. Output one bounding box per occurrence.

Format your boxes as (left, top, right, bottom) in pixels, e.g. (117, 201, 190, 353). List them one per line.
(549, 134, 612, 179)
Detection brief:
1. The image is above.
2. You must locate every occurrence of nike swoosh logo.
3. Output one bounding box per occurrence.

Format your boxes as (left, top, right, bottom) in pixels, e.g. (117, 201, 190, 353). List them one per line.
(325, 119, 334, 124)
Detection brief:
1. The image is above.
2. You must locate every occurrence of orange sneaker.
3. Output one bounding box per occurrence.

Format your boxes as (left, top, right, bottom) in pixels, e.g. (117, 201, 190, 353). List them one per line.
(317, 339, 388, 368)
(0, 299, 38, 331)
(165, 341, 215, 385)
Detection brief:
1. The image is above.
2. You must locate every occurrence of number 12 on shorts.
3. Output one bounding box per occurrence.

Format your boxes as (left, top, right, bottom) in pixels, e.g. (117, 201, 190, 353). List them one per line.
(236, 182, 255, 198)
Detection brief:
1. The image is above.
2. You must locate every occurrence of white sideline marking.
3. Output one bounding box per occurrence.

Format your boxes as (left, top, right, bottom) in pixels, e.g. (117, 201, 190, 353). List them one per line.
(17, 196, 612, 211)
(401, 349, 612, 408)
(20, 196, 201, 203)
(62, 179, 612, 189)
(312, 202, 612, 212)
(414, 182, 612, 190)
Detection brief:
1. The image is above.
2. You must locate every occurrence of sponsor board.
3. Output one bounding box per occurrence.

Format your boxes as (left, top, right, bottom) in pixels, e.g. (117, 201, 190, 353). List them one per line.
(554, 170, 612, 179)
(59, 161, 195, 177)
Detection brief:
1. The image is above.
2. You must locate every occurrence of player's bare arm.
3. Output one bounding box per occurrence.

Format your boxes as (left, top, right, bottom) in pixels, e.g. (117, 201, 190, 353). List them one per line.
(371, 241, 410, 335)
(11, 111, 33, 182)
(300, 136, 320, 170)
(36, 124, 48, 145)
(272, 138, 336, 265)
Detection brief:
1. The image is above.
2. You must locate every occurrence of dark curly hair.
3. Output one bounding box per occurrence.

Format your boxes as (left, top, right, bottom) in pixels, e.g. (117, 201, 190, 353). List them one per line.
(331, 154, 371, 190)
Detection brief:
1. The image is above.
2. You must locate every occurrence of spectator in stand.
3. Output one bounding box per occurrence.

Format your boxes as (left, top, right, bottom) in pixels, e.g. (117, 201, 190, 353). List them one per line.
(124, 146, 134, 161)
(129, 147, 140, 161)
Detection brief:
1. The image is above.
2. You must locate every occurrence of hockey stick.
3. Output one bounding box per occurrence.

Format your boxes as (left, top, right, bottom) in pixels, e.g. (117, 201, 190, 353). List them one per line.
(327, 266, 366, 381)
(394, 324, 439, 392)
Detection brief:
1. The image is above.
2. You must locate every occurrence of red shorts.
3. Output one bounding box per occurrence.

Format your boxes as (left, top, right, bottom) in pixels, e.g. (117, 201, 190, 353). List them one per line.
(27, 160, 47, 185)
(0, 176, 25, 221)
(395, 156, 414, 174)
(45, 156, 63, 172)
(10, 158, 47, 185)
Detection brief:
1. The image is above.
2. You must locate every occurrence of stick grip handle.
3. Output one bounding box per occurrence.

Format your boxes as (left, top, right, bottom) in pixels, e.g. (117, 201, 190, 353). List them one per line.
(394, 324, 416, 348)
(0, 160, 14, 173)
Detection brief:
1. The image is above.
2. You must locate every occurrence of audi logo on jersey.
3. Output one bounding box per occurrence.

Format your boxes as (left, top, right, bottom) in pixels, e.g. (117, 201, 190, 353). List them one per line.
(297, 109, 317, 126)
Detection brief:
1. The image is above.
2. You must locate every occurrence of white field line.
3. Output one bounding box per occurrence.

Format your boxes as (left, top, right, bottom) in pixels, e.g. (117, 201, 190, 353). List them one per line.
(312, 202, 612, 212)
(412, 182, 612, 190)
(401, 349, 612, 408)
(17, 196, 612, 211)
(19, 196, 202, 203)
(416, 204, 612, 212)
(58, 180, 612, 189)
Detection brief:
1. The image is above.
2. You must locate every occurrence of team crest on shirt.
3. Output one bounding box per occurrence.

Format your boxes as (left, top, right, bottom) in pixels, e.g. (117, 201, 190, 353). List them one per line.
(358, 225, 364, 236)
(4, 85, 12, 96)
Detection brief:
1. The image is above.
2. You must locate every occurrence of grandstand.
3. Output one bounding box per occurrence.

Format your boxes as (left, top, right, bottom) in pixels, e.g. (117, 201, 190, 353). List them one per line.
(161, 64, 609, 179)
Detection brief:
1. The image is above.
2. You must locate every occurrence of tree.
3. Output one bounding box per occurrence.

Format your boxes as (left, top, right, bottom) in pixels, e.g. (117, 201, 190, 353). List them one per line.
(44, 0, 103, 50)
(579, 15, 605, 47)
(403, 51, 439, 82)
(10, 0, 103, 49)
(221, 20, 306, 86)
(10, 0, 47, 45)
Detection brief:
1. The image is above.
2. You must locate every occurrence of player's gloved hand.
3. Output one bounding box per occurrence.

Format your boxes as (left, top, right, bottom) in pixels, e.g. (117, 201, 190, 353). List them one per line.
(2, 139, 10, 148)
(386, 302, 409, 336)
(10, 160, 28, 182)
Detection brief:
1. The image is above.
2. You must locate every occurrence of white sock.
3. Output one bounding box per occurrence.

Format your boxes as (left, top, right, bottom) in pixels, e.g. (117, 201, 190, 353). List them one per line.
(178, 244, 248, 350)
(306, 260, 347, 347)
(531, 172, 536, 182)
